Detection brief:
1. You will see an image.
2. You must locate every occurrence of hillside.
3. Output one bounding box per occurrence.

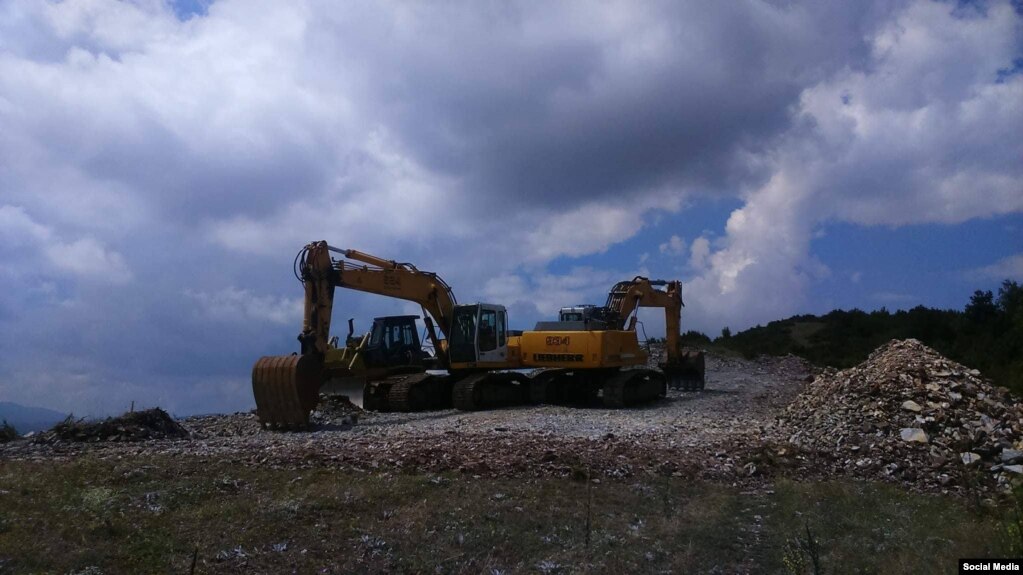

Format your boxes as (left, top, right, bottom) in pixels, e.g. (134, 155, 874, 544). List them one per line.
(716, 279, 1023, 394)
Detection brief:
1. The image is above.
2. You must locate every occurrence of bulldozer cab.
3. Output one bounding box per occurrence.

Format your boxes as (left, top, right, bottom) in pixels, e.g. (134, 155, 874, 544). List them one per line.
(533, 304, 612, 331)
(362, 315, 425, 368)
(449, 303, 508, 365)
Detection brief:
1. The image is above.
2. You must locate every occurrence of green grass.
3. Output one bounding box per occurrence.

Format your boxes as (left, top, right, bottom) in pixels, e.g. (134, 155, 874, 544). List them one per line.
(765, 480, 1011, 575)
(0, 456, 1013, 574)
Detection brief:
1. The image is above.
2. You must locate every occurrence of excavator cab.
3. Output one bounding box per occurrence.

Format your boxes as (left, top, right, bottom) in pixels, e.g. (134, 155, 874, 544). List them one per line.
(448, 303, 509, 365)
(362, 315, 426, 368)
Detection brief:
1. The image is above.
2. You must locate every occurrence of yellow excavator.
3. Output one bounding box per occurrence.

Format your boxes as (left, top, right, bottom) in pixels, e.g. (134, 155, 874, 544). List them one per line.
(252, 241, 705, 426)
(252, 243, 457, 425)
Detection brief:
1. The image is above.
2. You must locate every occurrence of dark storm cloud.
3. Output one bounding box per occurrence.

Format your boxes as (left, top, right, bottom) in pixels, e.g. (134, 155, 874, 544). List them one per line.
(324, 1, 895, 207)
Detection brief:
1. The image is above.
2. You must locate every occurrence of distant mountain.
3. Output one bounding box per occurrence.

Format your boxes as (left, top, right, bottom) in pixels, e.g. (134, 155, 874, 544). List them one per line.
(0, 402, 69, 434)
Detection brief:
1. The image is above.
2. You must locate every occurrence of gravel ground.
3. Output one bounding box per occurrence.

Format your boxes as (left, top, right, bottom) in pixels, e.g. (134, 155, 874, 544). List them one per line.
(195, 353, 810, 441)
(0, 353, 814, 482)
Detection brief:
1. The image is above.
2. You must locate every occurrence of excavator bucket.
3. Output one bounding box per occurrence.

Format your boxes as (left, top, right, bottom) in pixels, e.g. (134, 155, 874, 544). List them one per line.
(252, 354, 324, 427)
(661, 348, 706, 391)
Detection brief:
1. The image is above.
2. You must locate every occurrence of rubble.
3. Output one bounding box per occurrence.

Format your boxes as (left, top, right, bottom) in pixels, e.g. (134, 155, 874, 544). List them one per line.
(34, 408, 188, 444)
(311, 394, 363, 427)
(775, 339, 1021, 493)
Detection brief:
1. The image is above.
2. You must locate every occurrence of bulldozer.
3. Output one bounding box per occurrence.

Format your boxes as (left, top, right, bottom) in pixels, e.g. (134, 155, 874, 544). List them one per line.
(252, 241, 706, 427)
(317, 315, 438, 409)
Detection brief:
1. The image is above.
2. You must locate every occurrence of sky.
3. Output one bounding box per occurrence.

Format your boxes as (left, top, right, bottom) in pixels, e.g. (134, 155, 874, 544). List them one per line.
(0, 0, 1021, 416)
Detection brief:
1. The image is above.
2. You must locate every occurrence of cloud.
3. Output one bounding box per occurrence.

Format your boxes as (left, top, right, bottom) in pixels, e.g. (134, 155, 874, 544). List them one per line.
(0, 205, 132, 284)
(659, 235, 686, 256)
(973, 254, 1023, 281)
(683, 1, 1023, 330)
(185, 287, 303, 325)
(688, 237, 711, 271)
(45, 237, 133, 284)
(0, 204, 50, 245)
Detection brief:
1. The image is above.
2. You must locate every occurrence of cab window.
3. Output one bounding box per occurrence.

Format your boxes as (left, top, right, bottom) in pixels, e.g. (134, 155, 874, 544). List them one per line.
(479, 309, 497, 352)
(451, 307, 477, 347)
(497, 310, 507, 347)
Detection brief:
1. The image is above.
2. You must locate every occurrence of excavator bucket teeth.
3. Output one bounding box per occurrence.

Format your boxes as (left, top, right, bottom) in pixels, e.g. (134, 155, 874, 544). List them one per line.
(661, 348, 706, 391)
(252, 355, 323, 428)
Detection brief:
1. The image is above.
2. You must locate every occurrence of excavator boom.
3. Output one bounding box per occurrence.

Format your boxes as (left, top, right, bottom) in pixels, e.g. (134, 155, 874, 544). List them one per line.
(603, 277, 706, 389)
(253, 241, 459, 426)
(297, 241, 456, 366)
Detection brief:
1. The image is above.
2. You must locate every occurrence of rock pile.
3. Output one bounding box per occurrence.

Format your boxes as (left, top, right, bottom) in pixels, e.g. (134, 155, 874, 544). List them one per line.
(35, 408, 189, 443)
(776, 339, 1021, 492)
(311, 394, 363, 427)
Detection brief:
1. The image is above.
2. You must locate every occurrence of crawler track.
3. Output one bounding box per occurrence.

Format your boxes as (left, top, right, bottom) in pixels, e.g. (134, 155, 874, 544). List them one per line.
(387, 373, 452, 412)
(602, 369, 667, 408)
(453, 372, 529, 411)
(363, 372, 453, 412)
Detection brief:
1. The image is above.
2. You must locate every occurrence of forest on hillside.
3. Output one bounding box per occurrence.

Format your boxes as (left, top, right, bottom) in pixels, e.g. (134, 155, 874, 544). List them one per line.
(682, 280, 1023, 395)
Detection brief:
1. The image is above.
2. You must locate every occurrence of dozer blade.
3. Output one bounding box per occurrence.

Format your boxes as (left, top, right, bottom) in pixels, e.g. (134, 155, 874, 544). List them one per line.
(321, 376, 367, 408)
(252, 354, 323, 427)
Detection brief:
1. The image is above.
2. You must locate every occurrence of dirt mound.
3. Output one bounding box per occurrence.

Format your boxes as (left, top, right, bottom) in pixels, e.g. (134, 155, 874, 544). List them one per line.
(776, 339, 1022, 492)
(36, 408, 189, 443)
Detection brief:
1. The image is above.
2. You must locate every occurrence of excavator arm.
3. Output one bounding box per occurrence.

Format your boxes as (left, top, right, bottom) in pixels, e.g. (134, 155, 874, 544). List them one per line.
(604, 277, 705, 389)
(252, 241, 459, 426)
(296, 241, 457, 368)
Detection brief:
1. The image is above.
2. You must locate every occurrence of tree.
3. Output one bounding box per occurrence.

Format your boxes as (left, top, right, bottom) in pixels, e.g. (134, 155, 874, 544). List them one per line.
(721, 326, 732, 339)
(998, 280, 1023, 321)
(966, 289, 997, 324)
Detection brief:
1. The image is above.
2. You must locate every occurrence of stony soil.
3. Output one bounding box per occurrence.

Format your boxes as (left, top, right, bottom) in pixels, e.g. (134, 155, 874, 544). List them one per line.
(0, 353, 811, 484)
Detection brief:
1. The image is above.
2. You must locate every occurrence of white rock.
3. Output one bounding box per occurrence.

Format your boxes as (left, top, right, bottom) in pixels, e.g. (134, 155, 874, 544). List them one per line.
(961, 452, 982, 466)
(900, 428, 928, 443)
(1005, 465, 1023, 475)
(1002, 450, 1023, 464)
(902, 400, 923, 413)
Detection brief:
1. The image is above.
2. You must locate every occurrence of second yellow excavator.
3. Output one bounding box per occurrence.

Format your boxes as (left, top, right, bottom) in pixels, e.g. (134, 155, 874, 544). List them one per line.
(252, 241, 706, 426)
